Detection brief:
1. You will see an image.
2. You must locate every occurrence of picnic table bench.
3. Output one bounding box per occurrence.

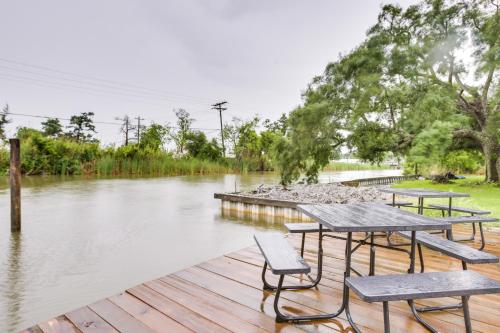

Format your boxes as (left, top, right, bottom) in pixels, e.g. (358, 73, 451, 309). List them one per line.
(254, 232, 325, 322)
(429, 204, 496, 249)
(346, 270, 500, 333)
(397, 230, 498, 266)
(429, 204, 490, 216)
(385, 201, 412, 208)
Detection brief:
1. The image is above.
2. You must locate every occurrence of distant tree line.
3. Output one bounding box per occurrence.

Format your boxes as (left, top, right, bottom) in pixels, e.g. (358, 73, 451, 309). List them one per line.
(0, 105, 289, 176)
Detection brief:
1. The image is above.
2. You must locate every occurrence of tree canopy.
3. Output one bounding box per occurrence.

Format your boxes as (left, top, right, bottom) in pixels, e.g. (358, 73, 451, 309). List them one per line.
(278, 0, 500, 184)
(67, 112, 97, 142)
(0, 104, 11, 140)
(41, 118, 63, 137)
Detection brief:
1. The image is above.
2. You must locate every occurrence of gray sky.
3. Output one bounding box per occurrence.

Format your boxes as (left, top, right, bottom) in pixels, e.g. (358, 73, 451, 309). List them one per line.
(0, 0, 416, 144)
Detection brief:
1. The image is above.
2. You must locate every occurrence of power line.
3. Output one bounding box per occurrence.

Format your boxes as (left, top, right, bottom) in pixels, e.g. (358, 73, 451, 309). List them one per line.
(0, 74, 181, 109)
(0, 72, 211, 106)
(0, 57, 214, 103)
(0, 65, 211, 105)
(6, 111, 221, 131)
(8, 112, 121, 125)
(1, 75, 221, 120)
(0, 73, 229, 119)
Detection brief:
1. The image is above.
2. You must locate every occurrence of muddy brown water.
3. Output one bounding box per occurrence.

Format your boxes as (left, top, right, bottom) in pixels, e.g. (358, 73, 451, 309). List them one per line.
(0, 170, 401, 332)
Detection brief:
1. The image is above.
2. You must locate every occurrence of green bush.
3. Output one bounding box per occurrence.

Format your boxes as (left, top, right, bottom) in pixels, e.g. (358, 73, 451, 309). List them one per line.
(0, 144, 8, 175)
(17, 129, 100, 175)
(442, 150, 483, 174)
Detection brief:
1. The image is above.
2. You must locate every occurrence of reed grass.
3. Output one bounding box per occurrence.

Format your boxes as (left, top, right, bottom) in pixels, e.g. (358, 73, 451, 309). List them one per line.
(94, 155, 236, 176)
(324, 161, 392, 171)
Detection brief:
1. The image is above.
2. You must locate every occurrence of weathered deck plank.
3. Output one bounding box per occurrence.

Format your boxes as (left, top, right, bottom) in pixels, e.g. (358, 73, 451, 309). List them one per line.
(23, 225, 500, 333)
(38, 316, 81, 333)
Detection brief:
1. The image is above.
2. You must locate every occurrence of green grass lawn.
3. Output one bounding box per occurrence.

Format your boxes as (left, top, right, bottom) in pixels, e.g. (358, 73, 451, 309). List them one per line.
(393, 176, 500, 226)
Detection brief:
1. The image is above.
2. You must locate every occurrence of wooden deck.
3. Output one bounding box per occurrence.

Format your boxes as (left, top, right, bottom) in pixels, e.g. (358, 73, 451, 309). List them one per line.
(23, 226, 500, 333)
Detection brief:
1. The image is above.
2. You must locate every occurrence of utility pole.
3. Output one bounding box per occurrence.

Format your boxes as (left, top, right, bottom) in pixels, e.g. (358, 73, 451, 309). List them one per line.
(134, 116, 145, 142)
(115, 115, 131, 145)
(212, 101, 227, 157)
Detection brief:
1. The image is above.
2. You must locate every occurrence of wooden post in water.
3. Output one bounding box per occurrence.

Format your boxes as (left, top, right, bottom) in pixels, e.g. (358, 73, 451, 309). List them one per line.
(10, 138, 21, 232)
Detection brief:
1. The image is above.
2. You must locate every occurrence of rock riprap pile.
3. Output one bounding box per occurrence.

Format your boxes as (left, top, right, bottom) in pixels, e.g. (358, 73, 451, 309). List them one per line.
(242, 183, 388, 204)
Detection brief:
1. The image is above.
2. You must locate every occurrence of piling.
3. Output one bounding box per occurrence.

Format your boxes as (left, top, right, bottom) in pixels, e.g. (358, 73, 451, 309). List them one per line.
(10, 138, 21, 232)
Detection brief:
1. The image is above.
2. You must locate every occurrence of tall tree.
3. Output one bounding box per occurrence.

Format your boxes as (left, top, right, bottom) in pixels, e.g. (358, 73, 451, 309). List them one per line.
(223, 117, 242, 156)
(140, 123, 168, 150)
(41, 118, 63, 137)
(168, 109, 193, 154)
(0, 104, 10, 140)
(367, 0, 500, 181)
(185, 131, 222, 161)
(279, 0, 500, 184)
(115, 115, 131, 145)
(67, 112, 97, 142)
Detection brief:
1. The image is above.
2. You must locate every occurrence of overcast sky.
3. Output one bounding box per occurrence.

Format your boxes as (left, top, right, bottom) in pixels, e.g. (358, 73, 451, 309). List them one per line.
(0, 0, 416, 144)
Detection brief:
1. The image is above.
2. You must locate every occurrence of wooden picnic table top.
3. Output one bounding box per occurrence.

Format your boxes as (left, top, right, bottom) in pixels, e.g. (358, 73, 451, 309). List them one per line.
(378, 188, 469, 198)
(297, 203, 451, 233)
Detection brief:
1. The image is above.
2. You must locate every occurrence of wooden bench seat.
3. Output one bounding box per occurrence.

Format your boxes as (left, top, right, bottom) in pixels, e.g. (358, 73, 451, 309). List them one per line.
(254, 233, 310, 275)
(285, 222, 325, 233)
(346, 270, 500, 302)
(439, 215, 499, 224)
(255, 232, 321, 322)
(397, 231, 498, 264)
(429, 204, 490, 215)
(346, 270, 500, 332)
(385, 201, 412, 207)
(434, 215, 499, 250)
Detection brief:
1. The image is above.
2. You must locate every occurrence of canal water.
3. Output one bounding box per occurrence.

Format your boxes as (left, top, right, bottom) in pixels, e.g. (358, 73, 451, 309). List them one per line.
(0, 170, 400, 332)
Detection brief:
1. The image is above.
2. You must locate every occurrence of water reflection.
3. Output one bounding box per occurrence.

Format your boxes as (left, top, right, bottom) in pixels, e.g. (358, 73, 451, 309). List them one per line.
(4, 233, 24, 332)
(216, 213, 286, 232)
(0, 170, 400, 332)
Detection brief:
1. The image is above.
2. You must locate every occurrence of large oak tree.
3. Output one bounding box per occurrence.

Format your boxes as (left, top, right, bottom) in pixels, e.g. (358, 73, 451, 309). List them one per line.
(278, 0, 500, 184)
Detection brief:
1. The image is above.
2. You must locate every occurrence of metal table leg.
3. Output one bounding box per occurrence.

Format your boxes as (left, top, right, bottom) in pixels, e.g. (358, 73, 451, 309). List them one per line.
(383, 301, 391, 333)
(447, 197, 454, 240)
(369, 232, 375, 276)
(272, 226, 348, 322)
(344, 232, 363, 333)
(479, 223, 486, 250)
(407, 230, 455, 332)
(462, 296, 473, 333)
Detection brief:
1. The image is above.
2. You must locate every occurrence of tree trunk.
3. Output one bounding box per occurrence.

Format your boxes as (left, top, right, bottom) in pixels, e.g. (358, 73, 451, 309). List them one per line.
(483, 139, 500, 182)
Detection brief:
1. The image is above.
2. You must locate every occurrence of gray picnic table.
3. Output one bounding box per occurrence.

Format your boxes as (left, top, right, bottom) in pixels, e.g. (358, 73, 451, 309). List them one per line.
(379, 188, 469, 215)
(295, 202, 451, 327)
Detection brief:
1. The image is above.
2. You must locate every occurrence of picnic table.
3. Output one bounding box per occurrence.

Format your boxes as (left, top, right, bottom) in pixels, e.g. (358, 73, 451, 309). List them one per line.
(379, 188, 469, 215)
(293, 203, 450, 325)
(377, 188, 499, 248)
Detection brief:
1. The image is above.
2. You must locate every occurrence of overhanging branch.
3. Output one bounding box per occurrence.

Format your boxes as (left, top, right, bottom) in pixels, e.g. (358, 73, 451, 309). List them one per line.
(454, 73, 480, 98)
(453, 129, 482, 144)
